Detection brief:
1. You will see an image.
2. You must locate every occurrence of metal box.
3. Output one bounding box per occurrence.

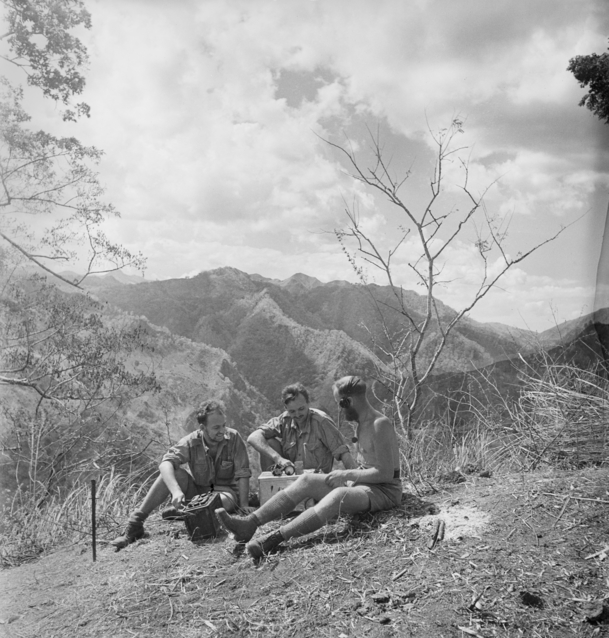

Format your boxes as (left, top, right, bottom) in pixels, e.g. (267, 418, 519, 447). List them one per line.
(183, 492, 223, 541)
(258, 471, 304, 510)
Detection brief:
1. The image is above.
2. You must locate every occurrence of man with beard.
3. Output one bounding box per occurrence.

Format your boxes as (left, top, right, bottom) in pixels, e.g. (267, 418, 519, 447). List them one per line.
(111, 399, 251, 551)
(247, 382, 354, 474)
(216, 376, 402, 558)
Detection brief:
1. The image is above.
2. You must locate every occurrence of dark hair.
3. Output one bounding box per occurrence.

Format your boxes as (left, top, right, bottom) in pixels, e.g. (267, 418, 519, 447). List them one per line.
(333, 376, 366, 398)
(196, 399, 225, 425)
(281, 382, 309, 405)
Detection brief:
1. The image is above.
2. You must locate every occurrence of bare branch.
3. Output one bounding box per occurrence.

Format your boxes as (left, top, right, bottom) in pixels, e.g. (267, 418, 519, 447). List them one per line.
(326, 120, 567, 437)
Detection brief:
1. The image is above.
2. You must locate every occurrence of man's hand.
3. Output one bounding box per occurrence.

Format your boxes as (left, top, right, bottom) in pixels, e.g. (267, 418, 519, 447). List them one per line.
(275, 457, 293, 469)
(325, 470, 348, 489)
(171, 489, 186, 509)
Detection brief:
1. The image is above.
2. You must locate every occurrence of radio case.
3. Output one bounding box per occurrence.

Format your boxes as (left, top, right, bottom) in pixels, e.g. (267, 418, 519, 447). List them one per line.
(183, 492, 223, 541)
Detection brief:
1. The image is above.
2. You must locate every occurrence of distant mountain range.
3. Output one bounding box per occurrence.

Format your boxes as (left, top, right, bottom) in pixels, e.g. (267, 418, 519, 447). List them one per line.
(3, 265, 606, 494)
(84, 267, 606, 413)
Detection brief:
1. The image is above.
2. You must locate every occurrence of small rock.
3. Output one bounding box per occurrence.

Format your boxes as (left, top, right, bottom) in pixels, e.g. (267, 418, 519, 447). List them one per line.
(583, 601, 609, 624)
(479, 470, 492, 478)
(372, 592, 391, 604)
(438, 470, 466, 484)
(459, 463, 480, 475)
(519, 591, 544, 609)
(378, 615, 391, 624)
(0, 615, 19, 625)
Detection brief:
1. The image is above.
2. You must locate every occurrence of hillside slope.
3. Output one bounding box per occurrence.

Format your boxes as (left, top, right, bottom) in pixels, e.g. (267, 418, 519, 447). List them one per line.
(2, 467, 609, 637)
(0, 303, 274, 505)
(92, 267, 543, 409)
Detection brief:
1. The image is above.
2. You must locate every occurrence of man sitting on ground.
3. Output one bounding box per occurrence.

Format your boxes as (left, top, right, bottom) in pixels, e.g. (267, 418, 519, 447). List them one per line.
(216, 376, 402, 558)
(111, 399, 251, 551)
(247, 382, 355, 474)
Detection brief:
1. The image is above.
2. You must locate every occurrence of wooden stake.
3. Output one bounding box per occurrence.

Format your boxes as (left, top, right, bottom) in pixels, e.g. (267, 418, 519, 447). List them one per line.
(91, 479, 97, 562)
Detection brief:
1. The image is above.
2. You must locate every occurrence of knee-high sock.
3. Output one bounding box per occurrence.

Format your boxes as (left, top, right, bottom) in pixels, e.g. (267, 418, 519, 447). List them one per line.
(128, 508, 148, 525)
(279, 508, 324, 540)
(253, 490, 298, 526)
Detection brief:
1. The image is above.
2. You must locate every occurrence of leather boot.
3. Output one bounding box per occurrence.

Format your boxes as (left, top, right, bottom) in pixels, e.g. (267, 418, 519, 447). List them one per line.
(215, 508, 258, 542)
(110, 510, 147, 551)
(247, 530, 284, 559)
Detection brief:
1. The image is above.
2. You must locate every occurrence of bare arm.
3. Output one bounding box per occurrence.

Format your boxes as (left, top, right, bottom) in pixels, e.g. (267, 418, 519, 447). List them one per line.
(247, 430, 289, 466)
(325, 417, 396, 487)
(339, 450, 357, 470)
(159, 460, 185, 508)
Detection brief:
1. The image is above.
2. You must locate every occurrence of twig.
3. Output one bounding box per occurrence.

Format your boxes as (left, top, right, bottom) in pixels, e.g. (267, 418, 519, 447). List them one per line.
(551, 496, 571, 529)
(584, 546, 609, 561)
(392, 567, 409, 582)
(428, 519, 442, 549)
(542, 492, 609, 505)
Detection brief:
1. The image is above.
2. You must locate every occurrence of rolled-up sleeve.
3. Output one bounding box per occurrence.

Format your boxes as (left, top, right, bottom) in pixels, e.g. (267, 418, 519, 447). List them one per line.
(161, 435, 193, 469)
(317, 417, 350, 460)
(256, 416, 283, 440)
(231, 432, 252, 479)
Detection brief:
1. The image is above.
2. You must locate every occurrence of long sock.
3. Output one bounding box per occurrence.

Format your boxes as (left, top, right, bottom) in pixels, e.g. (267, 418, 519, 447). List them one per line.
(253, 490, 298, 526)
(279, 508, 324, 540)
(128, 508, 148, 525)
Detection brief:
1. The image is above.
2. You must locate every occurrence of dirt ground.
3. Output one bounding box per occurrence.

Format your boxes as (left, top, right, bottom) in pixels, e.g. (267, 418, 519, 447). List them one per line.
(2, 467, 609, 637)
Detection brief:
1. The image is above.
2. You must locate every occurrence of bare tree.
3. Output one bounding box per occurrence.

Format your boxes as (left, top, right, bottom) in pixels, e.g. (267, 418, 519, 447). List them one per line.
(0, 264, 159, 500)
(326, 120, 567, 439)
(0, 1, 155, 499)
(0, 0, 145, 287)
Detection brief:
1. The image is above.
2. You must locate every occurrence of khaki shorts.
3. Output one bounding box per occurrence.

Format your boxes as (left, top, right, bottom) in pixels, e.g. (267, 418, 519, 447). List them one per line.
(184, 476, 237, 505)
(357, 480, 402, 513)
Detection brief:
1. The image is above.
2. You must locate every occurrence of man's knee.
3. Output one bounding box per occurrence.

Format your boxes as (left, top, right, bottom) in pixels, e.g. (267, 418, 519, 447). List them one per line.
(320, 486, 368, 516)
(327, 486, 352, 503)
(218, 492, 237, 512)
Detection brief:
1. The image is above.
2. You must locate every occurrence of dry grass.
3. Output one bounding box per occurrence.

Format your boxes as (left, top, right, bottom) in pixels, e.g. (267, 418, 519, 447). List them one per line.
(4, 467, 609, 637)
(0, 470, 156, 568)
(514, 363, 609, 468)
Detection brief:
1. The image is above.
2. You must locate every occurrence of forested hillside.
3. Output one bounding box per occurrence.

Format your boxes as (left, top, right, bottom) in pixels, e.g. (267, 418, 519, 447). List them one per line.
(92, 267, 545, 410)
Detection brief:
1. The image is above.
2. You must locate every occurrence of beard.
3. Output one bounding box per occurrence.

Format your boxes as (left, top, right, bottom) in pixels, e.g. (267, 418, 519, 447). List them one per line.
(343, 405, 359, 422)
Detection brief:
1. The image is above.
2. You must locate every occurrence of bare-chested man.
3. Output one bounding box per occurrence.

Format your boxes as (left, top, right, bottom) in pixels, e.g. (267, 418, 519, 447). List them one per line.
(215, 375, 402, 558)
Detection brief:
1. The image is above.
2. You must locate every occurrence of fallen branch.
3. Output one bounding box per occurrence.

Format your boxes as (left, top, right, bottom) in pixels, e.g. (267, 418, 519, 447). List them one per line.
(542, 492, 609, 505)
(584, 546, 609, 561)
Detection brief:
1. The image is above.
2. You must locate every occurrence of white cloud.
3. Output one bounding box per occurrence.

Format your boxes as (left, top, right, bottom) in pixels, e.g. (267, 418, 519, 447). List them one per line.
(7, 0, 607, 331)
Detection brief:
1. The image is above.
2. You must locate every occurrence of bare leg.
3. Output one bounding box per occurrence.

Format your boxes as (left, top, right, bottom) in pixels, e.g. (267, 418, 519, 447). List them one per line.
(138, 467, 190, 516)
(254, 473, 333, 525)
(215, 473, 331, 542)
(112, 468, 191, 551)
(215, 490, 238, 513)
(280, 486, 370, 540)
(247, 486, 371, 558)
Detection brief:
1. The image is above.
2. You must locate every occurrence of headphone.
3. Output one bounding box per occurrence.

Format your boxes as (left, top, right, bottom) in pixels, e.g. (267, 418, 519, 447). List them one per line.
(338, 376, 361, 408)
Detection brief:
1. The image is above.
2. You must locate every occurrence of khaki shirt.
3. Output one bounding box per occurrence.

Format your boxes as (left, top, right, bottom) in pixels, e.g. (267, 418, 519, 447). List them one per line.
(257, 408, 349, 473)
(161, 427, 251, 493)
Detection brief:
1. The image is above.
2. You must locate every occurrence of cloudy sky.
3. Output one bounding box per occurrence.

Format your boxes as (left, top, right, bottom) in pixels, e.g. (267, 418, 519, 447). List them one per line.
(14, 0, 609, 331)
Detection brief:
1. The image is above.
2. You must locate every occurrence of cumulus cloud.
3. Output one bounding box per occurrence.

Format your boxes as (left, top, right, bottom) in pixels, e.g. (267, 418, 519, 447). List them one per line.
(9, 0, 607, 331)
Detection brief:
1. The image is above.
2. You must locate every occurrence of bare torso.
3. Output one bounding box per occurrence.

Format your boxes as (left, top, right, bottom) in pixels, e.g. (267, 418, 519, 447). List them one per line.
(355, 410, 400, 477)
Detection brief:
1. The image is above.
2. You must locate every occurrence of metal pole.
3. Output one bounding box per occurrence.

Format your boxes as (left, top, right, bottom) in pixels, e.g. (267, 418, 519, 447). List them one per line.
(91, 479, 97, 562)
